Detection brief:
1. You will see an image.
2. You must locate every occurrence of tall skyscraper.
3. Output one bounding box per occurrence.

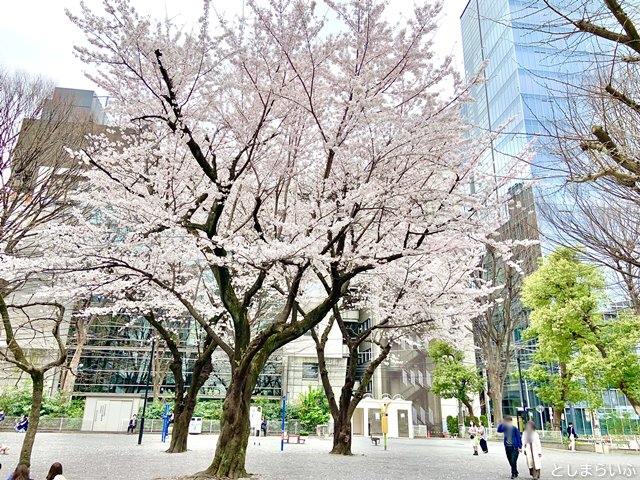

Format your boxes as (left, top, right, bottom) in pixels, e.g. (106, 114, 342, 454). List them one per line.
(460, 0, 637, 433)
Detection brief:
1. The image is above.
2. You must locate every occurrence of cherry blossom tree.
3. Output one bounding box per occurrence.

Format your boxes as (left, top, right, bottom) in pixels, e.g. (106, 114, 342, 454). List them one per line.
(59, 1, 513, 477)
(312, 253, 482, 455)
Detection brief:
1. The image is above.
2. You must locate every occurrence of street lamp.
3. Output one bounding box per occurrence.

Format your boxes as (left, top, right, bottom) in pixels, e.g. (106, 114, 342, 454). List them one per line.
(138, 337, 155, 445)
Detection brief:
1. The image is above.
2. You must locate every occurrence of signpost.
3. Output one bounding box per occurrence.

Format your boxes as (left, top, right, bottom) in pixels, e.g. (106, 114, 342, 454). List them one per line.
(381, 402, 389, 451)
(280, 394, 287, 452)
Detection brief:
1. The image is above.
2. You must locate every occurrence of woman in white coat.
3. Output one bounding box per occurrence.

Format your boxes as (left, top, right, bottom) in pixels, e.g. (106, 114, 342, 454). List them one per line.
(522, 421, 542, 479)
(468, 422, 479, 455)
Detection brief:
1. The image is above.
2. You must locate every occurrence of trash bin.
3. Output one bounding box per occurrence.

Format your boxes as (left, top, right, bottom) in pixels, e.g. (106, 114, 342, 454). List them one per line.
(189, 417, 203, 435)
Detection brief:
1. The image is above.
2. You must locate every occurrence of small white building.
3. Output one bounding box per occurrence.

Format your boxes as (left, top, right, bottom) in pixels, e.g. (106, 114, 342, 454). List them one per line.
(350, 396, 414, 438)
(81, 394, 142, 432)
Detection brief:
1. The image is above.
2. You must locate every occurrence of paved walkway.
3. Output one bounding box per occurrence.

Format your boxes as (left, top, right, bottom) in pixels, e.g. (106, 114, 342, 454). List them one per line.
(0, 433, 638, 479)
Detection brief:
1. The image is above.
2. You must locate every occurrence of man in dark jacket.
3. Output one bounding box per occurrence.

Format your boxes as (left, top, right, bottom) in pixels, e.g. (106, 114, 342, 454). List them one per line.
(497, 416, 523, 479)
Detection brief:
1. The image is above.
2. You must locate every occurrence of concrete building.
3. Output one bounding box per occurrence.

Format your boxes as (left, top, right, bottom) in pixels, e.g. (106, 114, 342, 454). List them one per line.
(0, 87, 107, 396)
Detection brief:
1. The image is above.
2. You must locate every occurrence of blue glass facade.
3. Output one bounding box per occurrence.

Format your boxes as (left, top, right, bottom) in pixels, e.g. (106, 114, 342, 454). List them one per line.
(460, 0, 635, 434)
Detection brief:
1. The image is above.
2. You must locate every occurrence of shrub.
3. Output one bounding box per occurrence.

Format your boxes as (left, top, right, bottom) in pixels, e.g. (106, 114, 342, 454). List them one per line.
(446, 415, 459, 435)
(288, 387, 329, 434)
(0, 387, 85, 418)
(479, 414, 489, 428)
(253, 397, 281, 420)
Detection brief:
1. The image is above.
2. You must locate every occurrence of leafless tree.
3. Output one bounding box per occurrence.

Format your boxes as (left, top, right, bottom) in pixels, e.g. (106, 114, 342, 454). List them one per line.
(539, 184, 640, 312)
(0, 69, 99, 465)
(471, 186, 541, 424)
(0, 301, 67, 465)
(520, 1, 640, 200)
(151, 339, 172, 403)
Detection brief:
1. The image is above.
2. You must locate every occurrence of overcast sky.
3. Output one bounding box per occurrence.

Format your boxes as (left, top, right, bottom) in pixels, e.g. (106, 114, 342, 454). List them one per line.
(0, 0, 469, 95)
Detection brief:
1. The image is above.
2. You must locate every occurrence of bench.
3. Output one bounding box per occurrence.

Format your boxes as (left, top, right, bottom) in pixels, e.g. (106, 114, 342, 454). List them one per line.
(371, 436, 380, 446)
(283, 433, 306, 444)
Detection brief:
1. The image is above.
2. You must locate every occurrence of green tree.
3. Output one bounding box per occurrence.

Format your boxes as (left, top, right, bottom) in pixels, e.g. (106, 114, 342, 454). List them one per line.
(288, 388, 330, 435)
(446, 415, 459, 436)
(523, 248, 640, 421)
(522, 248, 602, 429)
(576, 311, 640, 415)
(428, 340, 482, 416)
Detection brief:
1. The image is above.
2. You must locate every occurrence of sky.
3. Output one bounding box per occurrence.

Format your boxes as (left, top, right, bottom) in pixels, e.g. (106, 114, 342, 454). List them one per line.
(0, 0, 469, 95)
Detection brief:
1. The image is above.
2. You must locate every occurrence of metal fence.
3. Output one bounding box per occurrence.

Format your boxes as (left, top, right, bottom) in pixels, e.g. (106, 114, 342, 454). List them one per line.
(0, 417, 82, 432)
(0, 417, 301, 435)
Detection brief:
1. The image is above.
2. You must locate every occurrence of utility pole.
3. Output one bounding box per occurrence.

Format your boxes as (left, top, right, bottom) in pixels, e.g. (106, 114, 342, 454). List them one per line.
(516, 350, 528, 425)
(138, 337, 155, 445)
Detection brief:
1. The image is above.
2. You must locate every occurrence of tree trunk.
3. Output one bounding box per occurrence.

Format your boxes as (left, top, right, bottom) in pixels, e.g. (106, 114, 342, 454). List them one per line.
(490, 390, 503, 425)
(20, 371, 44, 466)
(331, 411, 353, 455)
(552, 406, 563, 431)
(168, 404, 192, 454)
(61, 339, 84, 395)
(487, 366, 504, 425)
(620, 387, 640, 416)
(462, 398, 475, 417)
(167, 368, 211, 453)
(196, 369, 256, 479)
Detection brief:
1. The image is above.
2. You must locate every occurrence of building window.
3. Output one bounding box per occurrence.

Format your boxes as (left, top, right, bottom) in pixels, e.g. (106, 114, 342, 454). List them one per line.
(302, 362, 319, 380)
(402, 369, 408, 385)
(417, 370, 424, 387)
(425, 371, 432, 387)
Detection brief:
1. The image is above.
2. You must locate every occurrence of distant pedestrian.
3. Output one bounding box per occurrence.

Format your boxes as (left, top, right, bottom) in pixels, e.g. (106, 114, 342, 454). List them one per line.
(127, 414, 137, 434)
(497, 416, 522, 479)
(478, 424, 488, 453)
(14, 416, 28, 433)
(566, 422, 577, 452)
(6, 464, 31, 480)
(261, 418, 268, 437)
(46, 462, 67, 480)
(468, 421, 479, 455)
(522, 421, 542, 479)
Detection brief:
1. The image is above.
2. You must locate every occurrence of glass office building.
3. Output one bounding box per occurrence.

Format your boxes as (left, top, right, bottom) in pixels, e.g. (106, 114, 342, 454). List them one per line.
(67, 311, 283, 398)
(460, 0, 633, 433)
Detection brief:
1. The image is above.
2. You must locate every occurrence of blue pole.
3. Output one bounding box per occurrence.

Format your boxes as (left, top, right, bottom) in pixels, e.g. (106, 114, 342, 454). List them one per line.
(280, 394, 287, 452)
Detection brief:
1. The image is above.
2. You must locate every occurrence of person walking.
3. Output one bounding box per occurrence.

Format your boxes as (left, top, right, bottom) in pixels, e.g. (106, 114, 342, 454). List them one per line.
(468, 421, 479, 455)
(566, 422, 577, 452)
(127, 414, 137, 434)
(522, 421, 542, 479)
(46, 462, 67, 480)
(14, 416, 28, 433)
(497, 416, 522, 479)
(261, 418, 268, 437)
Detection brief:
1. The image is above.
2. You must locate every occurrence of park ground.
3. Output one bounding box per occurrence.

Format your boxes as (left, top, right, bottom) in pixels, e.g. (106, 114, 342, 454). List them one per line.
(0, 433, 638, 479)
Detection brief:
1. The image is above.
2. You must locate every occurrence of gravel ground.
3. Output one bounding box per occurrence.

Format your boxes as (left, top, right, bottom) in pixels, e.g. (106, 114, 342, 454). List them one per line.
(0, 432, 638, 479)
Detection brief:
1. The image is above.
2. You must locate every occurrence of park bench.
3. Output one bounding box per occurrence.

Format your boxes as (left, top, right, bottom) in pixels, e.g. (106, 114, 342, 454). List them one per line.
(371, 436, 380, 446)
(282, 432, 306, 444)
